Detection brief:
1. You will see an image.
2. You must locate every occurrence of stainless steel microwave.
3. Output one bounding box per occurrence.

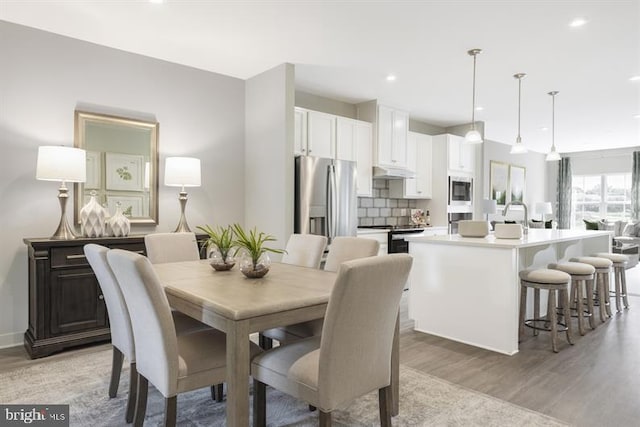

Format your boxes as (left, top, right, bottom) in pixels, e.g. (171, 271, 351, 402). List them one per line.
(448, 176, 473, 206)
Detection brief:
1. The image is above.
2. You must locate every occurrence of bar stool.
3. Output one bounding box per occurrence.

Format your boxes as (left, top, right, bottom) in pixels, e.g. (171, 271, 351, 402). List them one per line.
(593, 252, 630, 313)
(519, 269, 573, 353)
(570, 256, 613, 323)
(548, 262, 596, 336)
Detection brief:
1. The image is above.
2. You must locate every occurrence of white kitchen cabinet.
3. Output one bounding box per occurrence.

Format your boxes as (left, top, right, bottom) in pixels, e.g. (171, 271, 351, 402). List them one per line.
(336, 117, 357, 162)
(293, 107, 308, 156)
(389, 131, 432, 199)
(354, 121, 373, 197)
(446, 133, 475, 174)
(376, 105, 409, 168)
(306, 110, 335, 159)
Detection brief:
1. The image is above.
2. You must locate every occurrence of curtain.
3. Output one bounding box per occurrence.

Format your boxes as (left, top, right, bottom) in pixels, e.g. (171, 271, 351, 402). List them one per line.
(632, 151, 640, 221)
(557, 157, 572, 229)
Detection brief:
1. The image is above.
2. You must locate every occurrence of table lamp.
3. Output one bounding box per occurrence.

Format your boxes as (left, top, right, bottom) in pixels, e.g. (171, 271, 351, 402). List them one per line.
(535, 202, 553, 221)
(164, 156, 201, 232)
(36, 146, 86, 240)
(482, 198, 497, 221)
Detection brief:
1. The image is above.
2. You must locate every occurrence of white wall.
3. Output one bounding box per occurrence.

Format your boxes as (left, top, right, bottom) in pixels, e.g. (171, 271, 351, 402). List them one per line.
(0, 22, 246, 348)
(245, 64, 295, 255)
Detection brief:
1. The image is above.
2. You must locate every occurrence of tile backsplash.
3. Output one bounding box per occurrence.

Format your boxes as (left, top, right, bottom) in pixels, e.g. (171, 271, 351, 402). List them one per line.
(358, 179, 417, 226)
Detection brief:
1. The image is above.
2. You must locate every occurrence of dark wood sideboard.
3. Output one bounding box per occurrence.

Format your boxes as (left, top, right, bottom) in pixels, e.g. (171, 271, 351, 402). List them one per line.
(23, 235, 208, 359)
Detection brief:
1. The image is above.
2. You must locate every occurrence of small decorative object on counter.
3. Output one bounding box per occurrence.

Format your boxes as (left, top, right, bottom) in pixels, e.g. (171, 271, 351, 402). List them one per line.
(108, 202, 130, 237)
(426, 210, 431, 226)
(410, 209, 426, 226)
(231, 223, 285, 279)
(80, 190, 105, 237)
(197, 224, 236, 271)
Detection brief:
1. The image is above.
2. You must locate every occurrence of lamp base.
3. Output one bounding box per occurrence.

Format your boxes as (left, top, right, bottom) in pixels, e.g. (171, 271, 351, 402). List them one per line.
(51, 185, 77, 240)
(173, 191, 191, 233)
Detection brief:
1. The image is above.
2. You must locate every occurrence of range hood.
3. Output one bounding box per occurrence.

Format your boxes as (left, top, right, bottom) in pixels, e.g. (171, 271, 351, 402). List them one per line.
(372, 166, 416, 180)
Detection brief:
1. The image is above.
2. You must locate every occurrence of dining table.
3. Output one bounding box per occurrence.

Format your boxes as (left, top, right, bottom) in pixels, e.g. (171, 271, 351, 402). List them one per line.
(153, 259, 400, 427)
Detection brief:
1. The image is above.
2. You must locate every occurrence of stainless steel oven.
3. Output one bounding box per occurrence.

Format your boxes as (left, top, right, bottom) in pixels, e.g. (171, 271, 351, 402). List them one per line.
(448, 212, 472, 234)
(448, 176, 473, 206)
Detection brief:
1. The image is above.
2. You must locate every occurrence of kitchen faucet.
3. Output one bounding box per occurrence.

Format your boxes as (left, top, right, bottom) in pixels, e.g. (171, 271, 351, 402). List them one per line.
(502, 201, 529, 235)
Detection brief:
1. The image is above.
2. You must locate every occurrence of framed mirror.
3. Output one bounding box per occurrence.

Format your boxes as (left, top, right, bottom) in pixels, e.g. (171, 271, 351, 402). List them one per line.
(74, 110, 159, 225)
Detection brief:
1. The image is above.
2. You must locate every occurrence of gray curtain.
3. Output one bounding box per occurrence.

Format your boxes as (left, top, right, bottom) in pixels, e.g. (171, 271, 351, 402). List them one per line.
(632, 151, 640, 221)
(557, 157, 572, 229)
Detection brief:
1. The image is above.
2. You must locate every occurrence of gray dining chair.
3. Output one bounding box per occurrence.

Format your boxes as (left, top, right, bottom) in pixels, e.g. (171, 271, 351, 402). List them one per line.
(84, 244, 212, 423)
(251, 254, 413, 427)
(260, 236, 380, 349)
(144, 232, 200, 264)
(107, 248, 261, 427)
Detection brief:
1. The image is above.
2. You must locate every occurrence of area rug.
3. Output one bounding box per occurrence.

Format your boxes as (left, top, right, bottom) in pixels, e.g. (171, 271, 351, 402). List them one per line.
(0, 347, 567, 426)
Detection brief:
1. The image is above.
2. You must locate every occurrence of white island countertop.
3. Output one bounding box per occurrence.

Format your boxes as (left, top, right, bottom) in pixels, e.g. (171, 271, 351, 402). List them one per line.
(406, 229, 612, 249)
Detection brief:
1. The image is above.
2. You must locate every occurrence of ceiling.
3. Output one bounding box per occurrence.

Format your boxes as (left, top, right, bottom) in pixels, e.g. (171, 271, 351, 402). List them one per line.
(1, 0, 639, 154)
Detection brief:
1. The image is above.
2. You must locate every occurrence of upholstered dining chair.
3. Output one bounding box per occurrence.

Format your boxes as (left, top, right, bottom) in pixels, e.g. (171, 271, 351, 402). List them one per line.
(251, 254, 413, 427)
(107, 248, 261, 427)
(84, 244, 212, 423)
(280, 233, 328, 269)
(144, 232, 200, 264)
(260, 236, 379, 349)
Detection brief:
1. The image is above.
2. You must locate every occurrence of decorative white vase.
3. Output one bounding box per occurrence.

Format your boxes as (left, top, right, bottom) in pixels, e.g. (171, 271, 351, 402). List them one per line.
(102, 204, 112, 237)
(80, 192, 105, 238)
(108, 203, 130, 237)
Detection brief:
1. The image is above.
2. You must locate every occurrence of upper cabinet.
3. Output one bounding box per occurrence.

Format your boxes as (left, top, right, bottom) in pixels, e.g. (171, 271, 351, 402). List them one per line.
(445, 133, 475, 174)
(294, 107, 373, 197)
(294, 108, 335, 159)
(389, 131, 432, 199)
(376, 105, 409, 169)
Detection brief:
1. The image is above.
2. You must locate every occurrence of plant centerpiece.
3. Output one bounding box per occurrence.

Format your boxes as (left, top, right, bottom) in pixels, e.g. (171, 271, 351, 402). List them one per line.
(197, 224, 236, 271)
(231, 223, 285, 279)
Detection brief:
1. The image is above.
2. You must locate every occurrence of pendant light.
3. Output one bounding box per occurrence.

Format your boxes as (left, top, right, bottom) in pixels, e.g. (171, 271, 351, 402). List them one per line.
(464, 49, 483, 144)
(510, 73, 528, 154)
(546, 91, 561, 161)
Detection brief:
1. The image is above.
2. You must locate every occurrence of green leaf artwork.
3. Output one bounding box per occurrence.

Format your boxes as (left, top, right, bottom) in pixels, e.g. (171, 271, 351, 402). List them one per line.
(116, 166, 132, 181)
(122, 205, 133, 217)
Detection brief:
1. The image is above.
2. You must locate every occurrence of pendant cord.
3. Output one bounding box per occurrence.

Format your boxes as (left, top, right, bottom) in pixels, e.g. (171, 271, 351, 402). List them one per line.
(517, 77, 522, 140)
(471, 54, 476, 127)
(551, 93, 556, 149)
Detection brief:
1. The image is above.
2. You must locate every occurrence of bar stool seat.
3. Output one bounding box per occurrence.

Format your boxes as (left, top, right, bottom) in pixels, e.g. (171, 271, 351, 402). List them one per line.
(519, 269, 573, 353)
(570, 256, 613, 323)
(593, 252, 630, 312)
(549, 262, 596, 335)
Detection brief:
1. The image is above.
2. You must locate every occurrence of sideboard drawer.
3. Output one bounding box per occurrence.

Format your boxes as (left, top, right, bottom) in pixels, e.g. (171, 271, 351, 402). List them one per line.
(51, 246, 89, 269)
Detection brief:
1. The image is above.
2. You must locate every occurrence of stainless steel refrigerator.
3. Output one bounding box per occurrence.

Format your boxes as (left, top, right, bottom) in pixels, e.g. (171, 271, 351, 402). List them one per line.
(295, 156, 358, 243)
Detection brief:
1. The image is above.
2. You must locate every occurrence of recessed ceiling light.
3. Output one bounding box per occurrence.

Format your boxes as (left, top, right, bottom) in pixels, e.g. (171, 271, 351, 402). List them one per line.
(540, 127, 549, 131)
(386, 74, 397, 82)
(569, 17, 588, 27)
(475, 106, 484, 111)
(630, 75, 640, 81)
(634, 114, 640, 119)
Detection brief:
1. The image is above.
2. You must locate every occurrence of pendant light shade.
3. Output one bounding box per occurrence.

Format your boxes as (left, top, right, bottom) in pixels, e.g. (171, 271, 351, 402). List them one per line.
(546, 91, 561, 161)
(510, 73, 528, 154)
(464, 49, 483, 144)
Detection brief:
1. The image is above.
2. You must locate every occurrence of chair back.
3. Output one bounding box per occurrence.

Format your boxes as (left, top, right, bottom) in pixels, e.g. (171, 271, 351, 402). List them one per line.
(318, 254, 412, 410)
(144, 232, 200, 264)
(323, 236, 380, 272)
(107, 249, 179, 397)
(281, 234, 328, 269)
(84, 244, 135, 360)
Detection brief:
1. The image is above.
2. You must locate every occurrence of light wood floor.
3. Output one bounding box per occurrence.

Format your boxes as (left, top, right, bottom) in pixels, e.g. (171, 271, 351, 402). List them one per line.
(2, 276, 639, 426)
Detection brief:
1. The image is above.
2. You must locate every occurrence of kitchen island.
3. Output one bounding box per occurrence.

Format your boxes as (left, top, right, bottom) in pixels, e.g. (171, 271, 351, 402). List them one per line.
(406, 229, 611, 355)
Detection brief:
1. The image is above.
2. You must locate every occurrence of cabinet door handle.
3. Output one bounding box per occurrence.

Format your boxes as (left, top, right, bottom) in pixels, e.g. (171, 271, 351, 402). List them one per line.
(66, 254, 87, 260)
(98, 295, 104, 300)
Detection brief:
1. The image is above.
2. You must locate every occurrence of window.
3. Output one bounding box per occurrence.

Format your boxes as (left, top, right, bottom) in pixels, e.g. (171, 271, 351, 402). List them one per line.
(572, 173, 632, 227)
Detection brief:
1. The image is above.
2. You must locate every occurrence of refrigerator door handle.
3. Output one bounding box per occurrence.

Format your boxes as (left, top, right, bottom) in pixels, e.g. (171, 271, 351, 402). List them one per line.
(327, 164, 338, 240)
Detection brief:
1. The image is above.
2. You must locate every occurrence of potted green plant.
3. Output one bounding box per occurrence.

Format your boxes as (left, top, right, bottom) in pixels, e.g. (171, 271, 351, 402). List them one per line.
(197, 224, 236, 271)
(231, 223, 285, 278)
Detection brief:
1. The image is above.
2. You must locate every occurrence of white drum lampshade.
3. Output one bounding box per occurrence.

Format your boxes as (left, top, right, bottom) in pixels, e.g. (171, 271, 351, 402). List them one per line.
(535, 202, 553, 221)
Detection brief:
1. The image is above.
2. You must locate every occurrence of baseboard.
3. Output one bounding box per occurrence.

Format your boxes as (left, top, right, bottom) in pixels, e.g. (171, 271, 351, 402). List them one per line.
(0, 331, 23, 349)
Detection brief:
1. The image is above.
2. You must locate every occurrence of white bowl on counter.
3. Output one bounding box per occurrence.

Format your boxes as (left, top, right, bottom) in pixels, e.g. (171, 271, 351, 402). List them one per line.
(494, 223, 523, 239)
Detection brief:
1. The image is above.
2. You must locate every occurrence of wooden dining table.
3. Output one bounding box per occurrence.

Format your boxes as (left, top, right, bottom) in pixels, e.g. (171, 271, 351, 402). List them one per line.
(154, 259, 400, 427)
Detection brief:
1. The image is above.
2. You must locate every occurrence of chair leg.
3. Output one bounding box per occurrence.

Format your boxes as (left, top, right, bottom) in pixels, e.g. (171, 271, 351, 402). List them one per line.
(575, 280, 585, 336)
(518, 285, 526, 341)
(125, 362, 138, 423)
(134, 374, 148, 427)
(604, 272, 612, 317)
(597, 273, 608, 322)
(164, 396, 177, 427)
(319, 411, 332, 427)
(621, 267, 629, 309)
(585, 279, 596, 329)
(378, 386, 392, 427)
(109, 347, 124, 398)
(533, 289, 540, 336)
(549, 290, 558, 353)
(615, 268, 623, 312)
(252, 379, 266, 427)
(258, 333, 273, 350)
(215, 383, 224, 402)
(562, 289, 573, 345)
